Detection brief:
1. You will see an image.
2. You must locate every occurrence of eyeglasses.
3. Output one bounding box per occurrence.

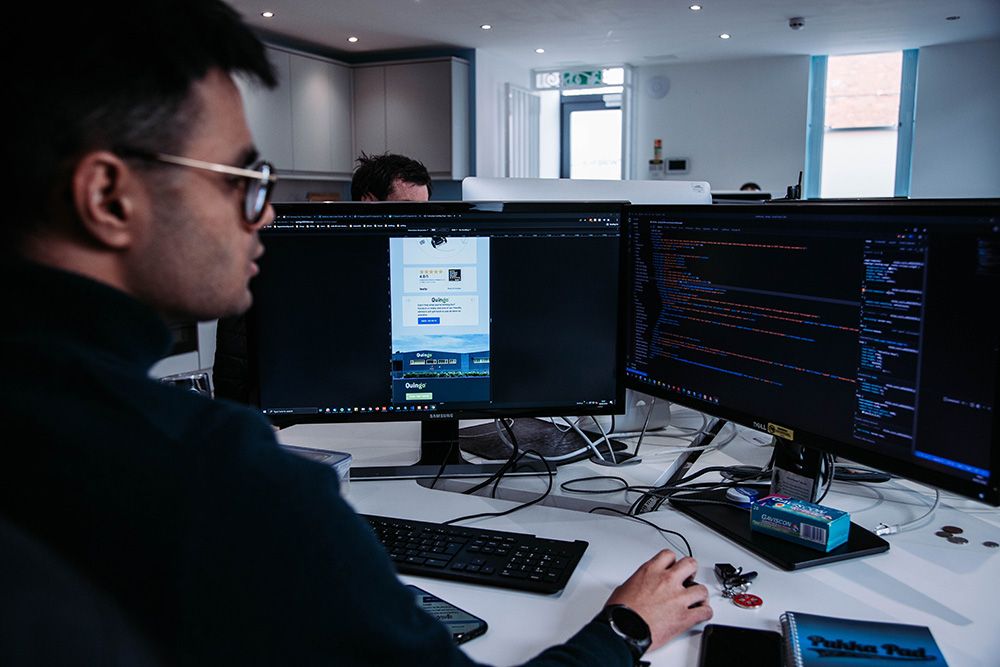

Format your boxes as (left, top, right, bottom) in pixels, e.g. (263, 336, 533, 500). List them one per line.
(117, 148, 277, 224)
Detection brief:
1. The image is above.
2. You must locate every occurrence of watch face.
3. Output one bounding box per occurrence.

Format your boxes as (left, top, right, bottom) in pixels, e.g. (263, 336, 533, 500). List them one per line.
(611, 605, 650, 642)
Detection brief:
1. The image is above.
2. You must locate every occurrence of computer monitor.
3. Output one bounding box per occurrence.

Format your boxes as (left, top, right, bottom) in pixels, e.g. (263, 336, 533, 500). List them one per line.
(463, 177, 711, 434)
(626, 201, 1000, 506)
(247, 201, 626, 479)
(462, 177, 712, 205)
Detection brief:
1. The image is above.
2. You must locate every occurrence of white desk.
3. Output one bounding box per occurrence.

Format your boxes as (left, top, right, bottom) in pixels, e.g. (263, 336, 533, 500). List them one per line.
(278, 419, 1000, 667)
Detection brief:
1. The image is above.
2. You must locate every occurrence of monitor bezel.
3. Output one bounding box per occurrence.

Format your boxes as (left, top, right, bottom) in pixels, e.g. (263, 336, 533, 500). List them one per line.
(248, 199, 629, 429)
(625, 199, 1000, 506)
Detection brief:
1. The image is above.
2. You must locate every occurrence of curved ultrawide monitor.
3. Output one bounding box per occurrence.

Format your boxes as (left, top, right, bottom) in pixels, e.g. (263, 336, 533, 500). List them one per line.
(248, 200, 625, 432)
(626, 200, 1000, 505)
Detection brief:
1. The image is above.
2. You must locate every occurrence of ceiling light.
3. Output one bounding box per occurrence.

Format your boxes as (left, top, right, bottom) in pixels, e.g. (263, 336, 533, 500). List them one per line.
(261, 11, 274, 18)
(481, 24, 492, 30)
(348, 36, 359, 43)
(719, 33, 731, 39)
(689, 4, 702, 10)
(535, 48, 545, 54)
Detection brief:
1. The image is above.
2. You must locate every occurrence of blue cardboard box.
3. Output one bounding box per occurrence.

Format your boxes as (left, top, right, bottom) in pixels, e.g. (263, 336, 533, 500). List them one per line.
(751, 495, 849, 551)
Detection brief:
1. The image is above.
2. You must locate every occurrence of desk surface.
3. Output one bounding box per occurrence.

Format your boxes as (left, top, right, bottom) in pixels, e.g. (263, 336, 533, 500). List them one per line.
(278, 417, 1000, 667)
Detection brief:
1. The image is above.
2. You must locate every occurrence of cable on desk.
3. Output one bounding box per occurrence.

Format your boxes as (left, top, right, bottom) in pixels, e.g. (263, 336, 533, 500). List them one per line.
(631, 395, 657, 458)
(428, 439, 458, 490)
(589, 506, 693, 558)
(873, 485, 941, 536)
(443, 449, 555, 526)
(458, 420, 522, 497)
(559, 476, 634, 495)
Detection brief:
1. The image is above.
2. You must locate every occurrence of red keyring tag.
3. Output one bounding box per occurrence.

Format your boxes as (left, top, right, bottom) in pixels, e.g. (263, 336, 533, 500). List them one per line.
(732, 593, 763, 609)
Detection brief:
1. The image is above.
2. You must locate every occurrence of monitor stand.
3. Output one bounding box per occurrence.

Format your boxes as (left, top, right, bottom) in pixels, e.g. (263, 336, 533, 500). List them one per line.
(350, 418, 549, 481)
(632, 418, 890, 570)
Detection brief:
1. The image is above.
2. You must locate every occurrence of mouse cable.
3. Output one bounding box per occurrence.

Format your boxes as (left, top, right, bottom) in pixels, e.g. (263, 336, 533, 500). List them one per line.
(588, 506, 693, 558)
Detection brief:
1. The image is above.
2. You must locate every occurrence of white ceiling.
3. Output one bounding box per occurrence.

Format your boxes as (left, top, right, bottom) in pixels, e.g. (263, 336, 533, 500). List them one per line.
(230, 0, 1000, 68)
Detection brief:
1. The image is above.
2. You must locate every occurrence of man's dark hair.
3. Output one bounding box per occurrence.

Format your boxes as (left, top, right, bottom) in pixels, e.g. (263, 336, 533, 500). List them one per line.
(6, 0, 276, 245)
(351, 153, 433, 201)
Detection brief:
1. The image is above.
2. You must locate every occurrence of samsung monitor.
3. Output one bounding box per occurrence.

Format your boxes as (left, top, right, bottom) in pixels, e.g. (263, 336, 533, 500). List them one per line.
(626, 201, 1000, 506)
(462, 177, 712, 205)
(248, 201, 626, 479)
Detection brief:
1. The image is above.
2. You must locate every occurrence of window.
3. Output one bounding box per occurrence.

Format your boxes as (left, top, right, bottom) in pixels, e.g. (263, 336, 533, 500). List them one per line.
(805, 51, 918, 199)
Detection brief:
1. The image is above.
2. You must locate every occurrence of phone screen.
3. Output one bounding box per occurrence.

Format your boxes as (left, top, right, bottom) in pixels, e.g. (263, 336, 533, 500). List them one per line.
(406, 584, 488, 645)
(699, 624, 782, 667)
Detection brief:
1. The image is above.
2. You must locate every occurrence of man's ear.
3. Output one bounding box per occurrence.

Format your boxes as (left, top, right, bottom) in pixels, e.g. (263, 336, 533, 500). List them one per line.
(70, 151, 143, 250)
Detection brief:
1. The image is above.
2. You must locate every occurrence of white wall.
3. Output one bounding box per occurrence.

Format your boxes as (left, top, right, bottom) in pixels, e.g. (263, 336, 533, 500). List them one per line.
(910, 39, 1000, 198)
(632, 56, 810, 195)
(474, 50, 531, 177)
(538, 90, 561, 178)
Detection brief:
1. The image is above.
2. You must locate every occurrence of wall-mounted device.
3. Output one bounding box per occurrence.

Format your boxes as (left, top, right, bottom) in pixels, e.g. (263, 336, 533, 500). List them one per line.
(665, 158, 689, 174)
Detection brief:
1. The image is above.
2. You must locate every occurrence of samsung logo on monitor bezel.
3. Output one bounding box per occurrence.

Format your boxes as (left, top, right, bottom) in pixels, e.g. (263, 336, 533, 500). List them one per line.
(429, 412, 454, 419)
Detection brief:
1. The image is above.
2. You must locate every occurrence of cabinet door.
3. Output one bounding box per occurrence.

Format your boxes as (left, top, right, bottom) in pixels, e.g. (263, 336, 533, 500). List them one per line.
(327, 62, 354, 174)
(385, 61, 453, 175)
(353, 66, 387, 158)
(290, 53, 334, 173)
(237, 48, 294, 170)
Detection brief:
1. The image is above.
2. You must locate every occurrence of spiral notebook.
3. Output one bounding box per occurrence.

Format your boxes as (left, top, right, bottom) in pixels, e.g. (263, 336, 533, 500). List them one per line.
(780, 611, 948, 666)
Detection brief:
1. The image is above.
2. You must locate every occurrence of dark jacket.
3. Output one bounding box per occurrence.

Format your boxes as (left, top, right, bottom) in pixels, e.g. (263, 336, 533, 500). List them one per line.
(0, 261, 628, 666)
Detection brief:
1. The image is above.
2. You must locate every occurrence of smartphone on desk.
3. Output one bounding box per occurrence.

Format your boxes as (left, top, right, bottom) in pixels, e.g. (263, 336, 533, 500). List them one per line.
(699, 623, 782, 667)
(406, 584, 488, 645)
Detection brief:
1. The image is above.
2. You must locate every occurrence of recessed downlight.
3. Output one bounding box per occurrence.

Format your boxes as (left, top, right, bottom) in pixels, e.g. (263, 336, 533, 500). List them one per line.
(481, 24, 492, 30)
(689, 4, 702, 10)
(719, 33, 731, 39)
(348, 36, 359, 43)
(535, 48, 545, 54)
(261, 11, 274, 18)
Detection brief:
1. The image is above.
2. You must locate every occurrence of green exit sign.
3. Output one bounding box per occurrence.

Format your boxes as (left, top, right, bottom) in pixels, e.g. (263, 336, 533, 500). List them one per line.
(561, 70, 604, 88)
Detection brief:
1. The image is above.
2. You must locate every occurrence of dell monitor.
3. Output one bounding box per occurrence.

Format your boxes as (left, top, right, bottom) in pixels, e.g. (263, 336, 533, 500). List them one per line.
(626, 201, 1000, 507)
(247, 201, 626, 479)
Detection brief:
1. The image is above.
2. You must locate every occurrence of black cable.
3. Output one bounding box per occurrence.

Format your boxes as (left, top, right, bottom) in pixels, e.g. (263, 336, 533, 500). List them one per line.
(461, 419, 520, 496)
(588, 507, 693, 558)
(632, 396, 656, 457)
(443, 450, 554, 525)
(427, 438, 458, 490)
(492, 419, 521, 498)
(559, 475, 633, 495)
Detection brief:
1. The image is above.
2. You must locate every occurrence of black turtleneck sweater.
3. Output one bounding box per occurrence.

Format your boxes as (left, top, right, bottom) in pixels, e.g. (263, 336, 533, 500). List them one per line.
(0, 261, 629, 666)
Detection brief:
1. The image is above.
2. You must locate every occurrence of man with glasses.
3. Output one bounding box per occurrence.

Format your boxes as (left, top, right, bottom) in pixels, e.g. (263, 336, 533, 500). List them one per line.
(1, 1, 711, 665)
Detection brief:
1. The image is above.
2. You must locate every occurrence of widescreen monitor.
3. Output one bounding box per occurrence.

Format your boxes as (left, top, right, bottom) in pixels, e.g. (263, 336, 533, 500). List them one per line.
(248, 201, 626, 479)
(462, 176, 712, 205)
(626, 201, 1000, 506)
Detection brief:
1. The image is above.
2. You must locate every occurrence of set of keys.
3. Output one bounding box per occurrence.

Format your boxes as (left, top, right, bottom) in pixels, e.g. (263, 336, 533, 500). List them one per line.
(714, 563, 762, 609)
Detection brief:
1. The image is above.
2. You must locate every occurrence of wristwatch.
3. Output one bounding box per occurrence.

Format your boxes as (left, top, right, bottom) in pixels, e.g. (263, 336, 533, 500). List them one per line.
(594, 604, 652, 665)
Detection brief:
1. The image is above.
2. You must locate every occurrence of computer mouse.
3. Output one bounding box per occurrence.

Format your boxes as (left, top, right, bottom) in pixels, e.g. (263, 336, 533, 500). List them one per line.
(725, 486, 760, 509)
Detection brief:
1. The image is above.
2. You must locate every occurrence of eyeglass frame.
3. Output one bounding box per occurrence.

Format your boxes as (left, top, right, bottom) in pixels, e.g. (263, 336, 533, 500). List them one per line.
(115, 147, 278, 224)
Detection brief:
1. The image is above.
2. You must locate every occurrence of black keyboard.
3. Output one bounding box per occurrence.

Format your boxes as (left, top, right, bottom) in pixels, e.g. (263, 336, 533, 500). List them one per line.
(362, 514, 588, 595)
